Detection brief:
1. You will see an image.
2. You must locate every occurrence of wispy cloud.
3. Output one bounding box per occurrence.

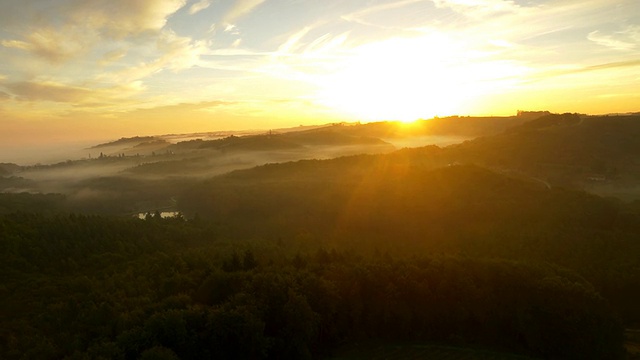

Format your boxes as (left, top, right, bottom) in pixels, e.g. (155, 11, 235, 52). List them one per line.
(101, 30, 208, 84)
(431, 0, 520, 18)
(7, 81, 94, 103)
(127, 100, 238, 115)
(0, 0, 187, 35)
(5, 79, 145, 106)
(0, 0, 188, 65)
(222, 0, 267, 25)
(579, 59, 640, 73)
(231, 38, 242, 48)
(189, 0, 212, 14)
(2, 27, 90, 63)
(224, 24, 240, 34)
(521, 59, 640, 86)
(69, 0, 187, 38)
(100, 49, 128, 65)
(1, 40, 31, 51)
(588, 26, 639, 51)
(0, 0, 208, 108)
(276, 26, 315, 55)
(156, 31, 209, 71)
(342, 0, 425, 24)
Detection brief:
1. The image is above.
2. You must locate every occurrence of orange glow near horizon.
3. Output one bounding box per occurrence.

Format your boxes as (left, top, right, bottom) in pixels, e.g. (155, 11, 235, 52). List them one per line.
(0, 0, 638, 146)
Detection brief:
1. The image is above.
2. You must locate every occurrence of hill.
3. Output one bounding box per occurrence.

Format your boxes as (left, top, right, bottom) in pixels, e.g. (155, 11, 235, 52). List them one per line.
(90, 136, 159, 149)
(180, 152, 640, 325)
(0, 163, 21, 176)
(438, 113, 640, 199)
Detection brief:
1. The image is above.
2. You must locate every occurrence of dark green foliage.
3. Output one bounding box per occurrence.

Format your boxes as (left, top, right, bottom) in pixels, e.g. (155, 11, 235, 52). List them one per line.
(179, 153, 640, 327)
(139, 346, 180, 360)
(0, 213, 627, 359)
(0, 192, 67, 214)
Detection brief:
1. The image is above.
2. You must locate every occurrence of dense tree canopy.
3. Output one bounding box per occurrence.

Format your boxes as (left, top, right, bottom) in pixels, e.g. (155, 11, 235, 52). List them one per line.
(0, 210, 631, 359)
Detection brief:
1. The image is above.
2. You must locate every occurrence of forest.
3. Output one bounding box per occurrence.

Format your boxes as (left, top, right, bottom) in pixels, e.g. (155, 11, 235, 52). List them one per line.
(2, 113, 640, 359)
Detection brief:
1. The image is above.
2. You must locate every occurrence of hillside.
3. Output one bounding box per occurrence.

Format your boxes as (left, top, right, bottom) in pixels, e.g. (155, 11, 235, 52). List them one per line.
(439, 114, 640, 198)
(0, 163, 21, 176)
(180, 153, 640, 325)
(90, 136, 159, 149)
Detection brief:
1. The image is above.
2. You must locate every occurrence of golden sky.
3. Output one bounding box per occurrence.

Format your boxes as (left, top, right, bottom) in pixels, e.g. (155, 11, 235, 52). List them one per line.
(0, 0, 639, 145)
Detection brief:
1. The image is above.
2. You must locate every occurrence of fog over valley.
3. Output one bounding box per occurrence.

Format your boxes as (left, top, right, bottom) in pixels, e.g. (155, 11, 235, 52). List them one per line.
(4, 112, 640, 214)
(1, 119, 476, 197)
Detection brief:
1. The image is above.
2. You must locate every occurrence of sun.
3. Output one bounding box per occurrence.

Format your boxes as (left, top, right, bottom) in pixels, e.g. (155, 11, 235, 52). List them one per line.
(398, 118, 419, 125)
(315, 35, 466, 122)
(313, 33, 526, 122)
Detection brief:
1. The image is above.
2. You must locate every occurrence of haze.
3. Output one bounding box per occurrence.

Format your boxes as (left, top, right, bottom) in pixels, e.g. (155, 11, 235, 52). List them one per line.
(1, 0, 639, 156)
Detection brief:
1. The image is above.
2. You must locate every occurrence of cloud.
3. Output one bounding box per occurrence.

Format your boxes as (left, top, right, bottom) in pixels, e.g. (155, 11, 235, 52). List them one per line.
(7, 81, 94, 103)
(129, 100, 237, 115)
(342, 0, 426, 26)
(580, 59, 640, 72)
(431, 0, 519, 17)
(0, 0, 188, 64)
(100, 48, 128, 65)
(69, 0, 188, 38)
(0, 0, 188, 37)
(348, 0, 425, 17)
(588, 26, 639, 51)
(222, 0, 267, 25)
(224, 24, 239, 34)
(102, 30, 208, 83)
(1, 40, 31, 51)
(189, 0, 211, 14)
(6, 80, 144, 105)
(432, 0, 516, 11)
(0, 1, 208, 116)
(0, 91, 10, 100)
(2, 27, 89, 63)
(523, 59, 640, 85)
(276, 26, 314, 54)
(197, 47, 271, 74)
(157, 31, 208, 71)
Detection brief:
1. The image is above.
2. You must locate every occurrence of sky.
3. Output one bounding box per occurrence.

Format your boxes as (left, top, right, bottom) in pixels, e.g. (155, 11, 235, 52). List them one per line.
(0, 0, 639, 148)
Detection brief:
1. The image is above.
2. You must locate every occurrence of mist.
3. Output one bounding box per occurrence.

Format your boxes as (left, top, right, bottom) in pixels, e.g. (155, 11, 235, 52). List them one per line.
(382, 134, 470, 149)
(0, 123, 404, 214)
(0, 140, 104, 166)
(0, 115, 577, 215)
